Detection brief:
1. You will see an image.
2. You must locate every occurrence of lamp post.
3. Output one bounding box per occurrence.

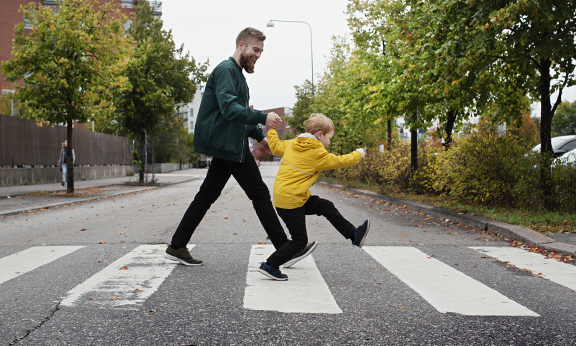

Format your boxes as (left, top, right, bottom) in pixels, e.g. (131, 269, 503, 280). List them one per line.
(1, 89, 14, 116)
(267, 20, 314, 97)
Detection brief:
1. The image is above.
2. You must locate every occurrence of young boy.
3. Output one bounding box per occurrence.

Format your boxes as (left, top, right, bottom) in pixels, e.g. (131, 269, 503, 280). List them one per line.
(258, 113, 370, 281)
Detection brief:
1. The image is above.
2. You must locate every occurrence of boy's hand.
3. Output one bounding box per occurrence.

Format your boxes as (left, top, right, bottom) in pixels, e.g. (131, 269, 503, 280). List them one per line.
(265, 112, 282, 129)
(356, 148, 366, 159)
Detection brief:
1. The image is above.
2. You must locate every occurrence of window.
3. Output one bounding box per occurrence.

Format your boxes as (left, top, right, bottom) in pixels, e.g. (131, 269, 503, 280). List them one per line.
(560, 140, 576, 152)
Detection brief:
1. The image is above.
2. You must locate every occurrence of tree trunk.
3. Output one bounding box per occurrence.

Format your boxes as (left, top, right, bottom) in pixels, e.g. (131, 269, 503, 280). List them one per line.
(411, 110, 418, 173)
(538, 58, 553, 208)
(387, 118, 392, 151)
(66, 119, 74, 193)
(444, 109, 457, 150)
(138, 134, 145, 183)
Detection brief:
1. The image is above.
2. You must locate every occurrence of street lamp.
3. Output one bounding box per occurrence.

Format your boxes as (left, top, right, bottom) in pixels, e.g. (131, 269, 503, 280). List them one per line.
(267, 20, 314, 97)
(1, 89, 14, 116)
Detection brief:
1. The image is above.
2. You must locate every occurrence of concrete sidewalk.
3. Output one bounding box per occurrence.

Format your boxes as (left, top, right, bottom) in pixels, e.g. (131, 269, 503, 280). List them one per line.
(0, 168, 205, 216)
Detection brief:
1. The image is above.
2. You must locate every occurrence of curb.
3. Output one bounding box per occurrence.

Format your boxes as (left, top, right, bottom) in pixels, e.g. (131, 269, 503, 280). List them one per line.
(0, 177, 198, 217)
(316, 181, 576, 257)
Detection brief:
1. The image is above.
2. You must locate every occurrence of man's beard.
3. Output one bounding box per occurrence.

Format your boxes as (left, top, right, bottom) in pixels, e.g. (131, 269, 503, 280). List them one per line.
(240, 51, 256, 74)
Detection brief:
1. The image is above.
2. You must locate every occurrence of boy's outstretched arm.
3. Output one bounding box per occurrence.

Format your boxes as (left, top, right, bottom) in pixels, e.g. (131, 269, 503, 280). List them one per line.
(266, 129, 289, 156)
(315, 149, 362, 171)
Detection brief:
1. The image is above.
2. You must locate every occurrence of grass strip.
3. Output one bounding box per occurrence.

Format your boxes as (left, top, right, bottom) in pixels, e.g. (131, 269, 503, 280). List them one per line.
(318, 176, 575, 234)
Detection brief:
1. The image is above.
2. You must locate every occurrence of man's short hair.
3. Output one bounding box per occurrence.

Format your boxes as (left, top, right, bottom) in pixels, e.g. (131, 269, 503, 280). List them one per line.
(305, 113, 335, 135)
(236, 27, 266, 47)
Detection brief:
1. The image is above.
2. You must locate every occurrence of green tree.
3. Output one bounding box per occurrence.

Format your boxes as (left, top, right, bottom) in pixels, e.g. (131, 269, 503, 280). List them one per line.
(282, 130, 296, 140)
(288, 79, 314, 134)
(551, 101, 576, 136)
(1, 0, 133, 193)
(116, 1, 207, 182)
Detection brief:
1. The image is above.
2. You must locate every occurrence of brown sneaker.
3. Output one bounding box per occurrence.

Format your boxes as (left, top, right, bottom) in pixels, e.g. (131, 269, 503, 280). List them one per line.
(164, 245, 203, 266)
(282, 241, 318, 268)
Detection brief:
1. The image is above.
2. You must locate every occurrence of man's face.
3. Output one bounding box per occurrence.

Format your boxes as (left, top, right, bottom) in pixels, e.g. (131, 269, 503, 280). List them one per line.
(240, 38, 264, 74)
(63, 141, 67, 148)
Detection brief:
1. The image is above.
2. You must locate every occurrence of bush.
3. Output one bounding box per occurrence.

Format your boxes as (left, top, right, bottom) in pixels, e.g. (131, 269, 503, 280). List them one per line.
(320, 121, 576, 212)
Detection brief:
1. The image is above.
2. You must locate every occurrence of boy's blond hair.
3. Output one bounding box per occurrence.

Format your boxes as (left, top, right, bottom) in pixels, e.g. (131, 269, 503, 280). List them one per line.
(305, 113, 335, 135)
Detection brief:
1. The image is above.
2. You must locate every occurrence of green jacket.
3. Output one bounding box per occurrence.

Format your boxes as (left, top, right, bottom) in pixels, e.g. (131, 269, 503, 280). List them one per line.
(193, 57, 267, 162)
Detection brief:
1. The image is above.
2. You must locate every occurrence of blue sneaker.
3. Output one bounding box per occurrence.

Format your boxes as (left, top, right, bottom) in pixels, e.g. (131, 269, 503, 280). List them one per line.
(258, 262, 288, 281)
(352, 219, 370, 248)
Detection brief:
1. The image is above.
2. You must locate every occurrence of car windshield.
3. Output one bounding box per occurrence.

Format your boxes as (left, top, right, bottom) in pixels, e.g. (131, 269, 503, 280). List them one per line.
(532, 137, 572, 152)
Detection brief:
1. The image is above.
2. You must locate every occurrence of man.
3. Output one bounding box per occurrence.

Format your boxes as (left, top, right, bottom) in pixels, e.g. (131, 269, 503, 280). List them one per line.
(165, 27, 317, 266)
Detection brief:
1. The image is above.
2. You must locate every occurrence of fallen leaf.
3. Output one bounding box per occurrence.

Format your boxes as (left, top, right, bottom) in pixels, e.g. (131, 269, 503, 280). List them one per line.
(257, 242, 264, 244)
(134, 288, 143, 292)
(115, 232, 125, 235)
(125, 226, 130, 228)
(242, 219, 246, 222)
(111, 296, 117, 300)
(402, 234, 409, 236)
(149, 309, 156, 312)
(119, 266, 128, 270)
(224, 217, 228, 219)
(98, 241, 106, 244)
(80, 229, 87, 231)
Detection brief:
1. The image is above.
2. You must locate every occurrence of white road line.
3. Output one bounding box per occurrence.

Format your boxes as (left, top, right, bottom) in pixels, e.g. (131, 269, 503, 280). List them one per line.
(363, 246, 539, 316)
(471, 246, 576, 291)
(244, 245, 342, 314)
(61, 245, 189, 308)
(0, 246, 84, 285)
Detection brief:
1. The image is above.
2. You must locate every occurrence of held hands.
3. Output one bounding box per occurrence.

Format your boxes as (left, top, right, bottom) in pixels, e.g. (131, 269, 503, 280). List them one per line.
(356, 148, 366, 159)
(265, 112, 282, 130)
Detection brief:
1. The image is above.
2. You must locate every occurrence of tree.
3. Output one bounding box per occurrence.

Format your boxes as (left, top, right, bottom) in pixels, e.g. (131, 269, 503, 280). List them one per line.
(1, 0, 133, 193)
(551, 101, 576, 136)
(283, 130, 296, 140)
(287, 79, 314, 134)
(116, 1, 207, 183)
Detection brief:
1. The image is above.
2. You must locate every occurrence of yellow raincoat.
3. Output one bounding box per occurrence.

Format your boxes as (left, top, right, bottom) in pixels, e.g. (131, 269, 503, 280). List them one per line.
(267, 129, 361, 209)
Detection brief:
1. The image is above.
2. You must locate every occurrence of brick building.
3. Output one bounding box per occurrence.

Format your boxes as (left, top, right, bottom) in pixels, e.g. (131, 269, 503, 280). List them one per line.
(0, 0, 162, 90)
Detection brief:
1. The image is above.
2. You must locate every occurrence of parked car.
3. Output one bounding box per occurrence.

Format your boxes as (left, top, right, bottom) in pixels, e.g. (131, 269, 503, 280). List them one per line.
(531, 135, 576, 158)
(552, 147, 576, 167)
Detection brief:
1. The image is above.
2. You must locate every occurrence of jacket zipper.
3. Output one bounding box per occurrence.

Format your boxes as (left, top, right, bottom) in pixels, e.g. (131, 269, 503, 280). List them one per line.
(240, 74, 249, 163)
(240, 125, 246, 162)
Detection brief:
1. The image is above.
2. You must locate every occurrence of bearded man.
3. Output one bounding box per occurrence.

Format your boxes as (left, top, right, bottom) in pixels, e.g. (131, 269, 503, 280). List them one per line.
(165, 27, 318, 266)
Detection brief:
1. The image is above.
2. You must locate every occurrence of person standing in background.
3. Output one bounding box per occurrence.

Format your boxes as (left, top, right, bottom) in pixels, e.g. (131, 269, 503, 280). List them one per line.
(57, 140, 75, 187)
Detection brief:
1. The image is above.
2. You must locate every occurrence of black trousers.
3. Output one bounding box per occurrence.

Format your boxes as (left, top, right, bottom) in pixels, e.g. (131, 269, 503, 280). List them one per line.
(170, 149, 288, 250)
(266, 195, 356, 268)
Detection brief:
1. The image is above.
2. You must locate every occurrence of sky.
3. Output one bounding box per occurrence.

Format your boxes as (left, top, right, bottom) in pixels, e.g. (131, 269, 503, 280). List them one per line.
(160, 0, 576, 115)
(161, 0, 351, 111)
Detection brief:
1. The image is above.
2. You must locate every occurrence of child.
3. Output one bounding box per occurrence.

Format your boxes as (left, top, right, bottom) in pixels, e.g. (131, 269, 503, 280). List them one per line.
(258, 113, 370, 281)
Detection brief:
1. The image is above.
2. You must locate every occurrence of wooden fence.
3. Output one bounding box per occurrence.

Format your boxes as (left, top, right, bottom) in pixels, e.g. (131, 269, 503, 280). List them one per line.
(0, 114, 133, 166)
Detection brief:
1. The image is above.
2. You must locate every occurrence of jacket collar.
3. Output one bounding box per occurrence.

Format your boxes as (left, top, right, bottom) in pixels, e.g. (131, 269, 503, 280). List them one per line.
(229, 56, 242, 71)
(298, 133, 318, 140)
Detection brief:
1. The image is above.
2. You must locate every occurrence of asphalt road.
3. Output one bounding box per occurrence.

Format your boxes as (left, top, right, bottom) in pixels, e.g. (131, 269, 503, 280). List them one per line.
(1, 163, 575, 345)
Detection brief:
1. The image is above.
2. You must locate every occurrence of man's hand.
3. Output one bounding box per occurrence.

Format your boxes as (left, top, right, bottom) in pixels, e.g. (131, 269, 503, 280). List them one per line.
(356, 148, 366, 159)
(265, 112, 282, 129)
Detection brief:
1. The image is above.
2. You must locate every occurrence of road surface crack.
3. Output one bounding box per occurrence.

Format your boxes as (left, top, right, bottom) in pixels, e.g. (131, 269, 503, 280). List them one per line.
(9, 299, 62, 345)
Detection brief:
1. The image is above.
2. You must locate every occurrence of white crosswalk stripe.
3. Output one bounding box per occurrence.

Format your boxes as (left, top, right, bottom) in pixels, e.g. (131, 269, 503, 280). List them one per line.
(0, 246, 84, 285)
(243, 245, 342, 314)
(363, 246, 539, 316)
(471, 246, 576, 291)
(2, 244, 573, 316)
(60, 245, 188, 308)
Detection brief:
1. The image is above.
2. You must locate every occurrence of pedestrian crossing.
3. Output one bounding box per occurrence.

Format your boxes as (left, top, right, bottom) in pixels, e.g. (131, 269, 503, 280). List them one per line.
(1, 245, 574, 316)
